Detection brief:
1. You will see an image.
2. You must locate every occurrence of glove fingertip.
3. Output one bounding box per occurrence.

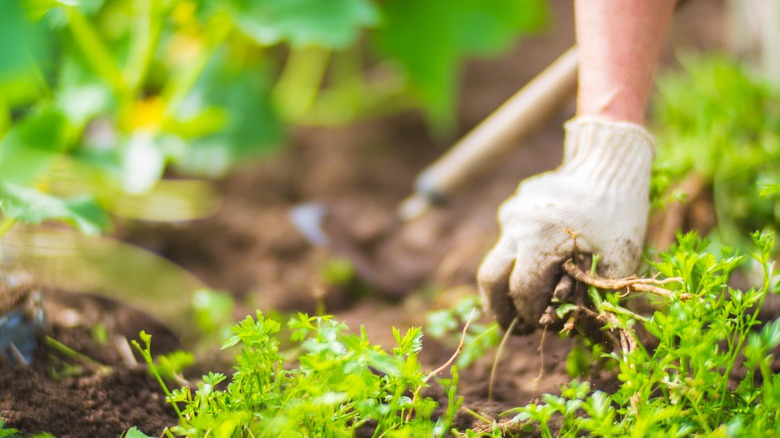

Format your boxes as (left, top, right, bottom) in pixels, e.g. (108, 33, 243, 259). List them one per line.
(508, 256, 566, 329)
(477, 246, 525, 332)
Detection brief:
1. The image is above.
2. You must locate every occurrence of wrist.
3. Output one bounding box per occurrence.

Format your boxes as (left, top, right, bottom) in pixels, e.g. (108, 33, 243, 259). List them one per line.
(575, 91, 648, 125)
(560, 116, 654, 195)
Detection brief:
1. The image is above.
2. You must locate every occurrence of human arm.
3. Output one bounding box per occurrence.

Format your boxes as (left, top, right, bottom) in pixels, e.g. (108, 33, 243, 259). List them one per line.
(477, 0, 676, 333)
(576, 0, 676, 123)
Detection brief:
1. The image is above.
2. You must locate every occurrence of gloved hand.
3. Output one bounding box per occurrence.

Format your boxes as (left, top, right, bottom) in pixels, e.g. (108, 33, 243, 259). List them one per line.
(477, 117, 654, 333)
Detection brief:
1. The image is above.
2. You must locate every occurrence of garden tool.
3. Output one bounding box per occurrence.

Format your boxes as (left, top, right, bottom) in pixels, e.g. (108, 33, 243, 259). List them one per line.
(397, 46, 580, 221)
(0, 273, 45, 366)
(291, 46, 580, 294)
(0, 226, 206, 348)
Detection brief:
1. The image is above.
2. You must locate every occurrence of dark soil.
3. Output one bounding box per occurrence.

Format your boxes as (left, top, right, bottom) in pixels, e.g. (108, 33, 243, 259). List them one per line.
(0, 1, 726, 436)
(1, 291, 180, 437)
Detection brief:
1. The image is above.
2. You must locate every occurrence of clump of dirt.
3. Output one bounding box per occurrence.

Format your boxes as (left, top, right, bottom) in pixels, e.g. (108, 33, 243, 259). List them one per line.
(1, 366, 175, 436)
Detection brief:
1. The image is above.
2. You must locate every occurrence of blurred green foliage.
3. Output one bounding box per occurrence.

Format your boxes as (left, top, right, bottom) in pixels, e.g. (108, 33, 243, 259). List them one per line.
(652, 55, 780, 248)
(192, 288, 235, 342)
(426, 294, 501, 369)
(0, 0, 547, 233)
(374, 0, 547, 131)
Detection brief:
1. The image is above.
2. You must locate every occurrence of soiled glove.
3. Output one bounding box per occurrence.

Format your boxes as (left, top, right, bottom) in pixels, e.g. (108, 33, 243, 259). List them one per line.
(477, 117, 654, 333)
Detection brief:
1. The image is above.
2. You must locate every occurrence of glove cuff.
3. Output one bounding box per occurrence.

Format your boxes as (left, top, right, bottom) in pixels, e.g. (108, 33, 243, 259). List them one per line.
(561, 116, 655, 195)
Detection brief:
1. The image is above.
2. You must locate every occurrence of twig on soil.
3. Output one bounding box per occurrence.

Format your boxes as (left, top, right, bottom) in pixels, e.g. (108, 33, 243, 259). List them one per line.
(562, 260, 689, 300)
(406, 308, 476, 422)
(115, 335, 138, 367)
(488, 316, 519, 403)
(467, 418, 527, 436)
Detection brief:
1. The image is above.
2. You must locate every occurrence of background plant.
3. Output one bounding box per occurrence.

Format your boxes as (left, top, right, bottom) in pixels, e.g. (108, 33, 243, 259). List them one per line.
(651, 54, 780, 249)
(0, 0, 547, 236)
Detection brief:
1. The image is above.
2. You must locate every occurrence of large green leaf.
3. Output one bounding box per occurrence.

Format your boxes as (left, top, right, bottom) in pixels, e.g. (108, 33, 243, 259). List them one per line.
(174, 51, 284, 176)
(0, 105, 69, 185)
(0, 0, 54, 107)
(0, 182, 110, 235)
(227, 0, 378, 48)
(372, 0, 548, 130)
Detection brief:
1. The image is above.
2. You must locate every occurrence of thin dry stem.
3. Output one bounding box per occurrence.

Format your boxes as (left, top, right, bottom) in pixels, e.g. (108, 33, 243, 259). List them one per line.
(115, 335, 139, 367)
(466, 418, 528, 436)
(406, 308, 476, 422)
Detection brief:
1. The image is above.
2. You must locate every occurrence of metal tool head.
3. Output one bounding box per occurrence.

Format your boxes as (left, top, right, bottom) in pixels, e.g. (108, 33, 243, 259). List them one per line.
(0, 279, 45, 366)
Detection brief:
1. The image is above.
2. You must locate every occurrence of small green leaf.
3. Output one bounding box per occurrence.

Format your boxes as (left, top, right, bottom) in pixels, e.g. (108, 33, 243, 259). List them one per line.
(192, 289, 235, 337)
(0, 105, 68, 185)
(122, 426, 154, 438)
(0, 182, 110, 234)
(759, 183, 780, 198)
(555, 303, 578, 320)
(0, 0, 53, 107)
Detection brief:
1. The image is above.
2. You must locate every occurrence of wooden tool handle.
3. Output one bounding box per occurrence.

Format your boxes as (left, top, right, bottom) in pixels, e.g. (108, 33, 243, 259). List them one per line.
(398, 46, 579, 221)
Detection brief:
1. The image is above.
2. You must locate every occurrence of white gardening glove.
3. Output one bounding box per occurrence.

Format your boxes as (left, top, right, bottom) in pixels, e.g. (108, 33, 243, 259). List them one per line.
(477, 117, 654, 333)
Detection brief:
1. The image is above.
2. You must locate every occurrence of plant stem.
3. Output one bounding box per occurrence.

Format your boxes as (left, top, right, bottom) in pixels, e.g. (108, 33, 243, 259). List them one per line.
(489, 317, 518, 402)
(46, 336, 111, 373)
(125, 0, 164, 94)
(272, 46, 331, 120)
(162, 15, 232, 121)
(459, 406, 492, 425)
(65, 7, 127, 94)
(717, 255, 773, 423)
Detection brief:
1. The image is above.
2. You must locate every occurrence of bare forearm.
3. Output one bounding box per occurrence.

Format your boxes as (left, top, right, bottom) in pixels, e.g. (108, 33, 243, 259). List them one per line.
(575, 0, 676, 123)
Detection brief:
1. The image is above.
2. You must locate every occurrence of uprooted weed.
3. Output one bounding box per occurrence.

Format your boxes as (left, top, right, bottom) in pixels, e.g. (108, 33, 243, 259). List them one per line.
(502, 231, 780, 436)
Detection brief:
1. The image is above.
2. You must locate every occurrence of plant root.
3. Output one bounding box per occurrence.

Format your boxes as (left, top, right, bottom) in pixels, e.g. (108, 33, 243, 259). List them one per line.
(562, 260, 688, 300)
(540, 259, 688, 354)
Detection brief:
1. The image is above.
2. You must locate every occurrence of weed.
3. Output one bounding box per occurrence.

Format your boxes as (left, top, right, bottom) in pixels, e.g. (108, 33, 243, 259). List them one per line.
(134, 312, 463, 437)
(508, 232, 780, 435)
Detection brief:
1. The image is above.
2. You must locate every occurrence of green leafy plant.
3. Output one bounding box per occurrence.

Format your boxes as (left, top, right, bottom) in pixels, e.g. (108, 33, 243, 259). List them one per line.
(0, 0, 548, 238)
(507, 232, 780, 436)
(134, 311, 464, 437)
